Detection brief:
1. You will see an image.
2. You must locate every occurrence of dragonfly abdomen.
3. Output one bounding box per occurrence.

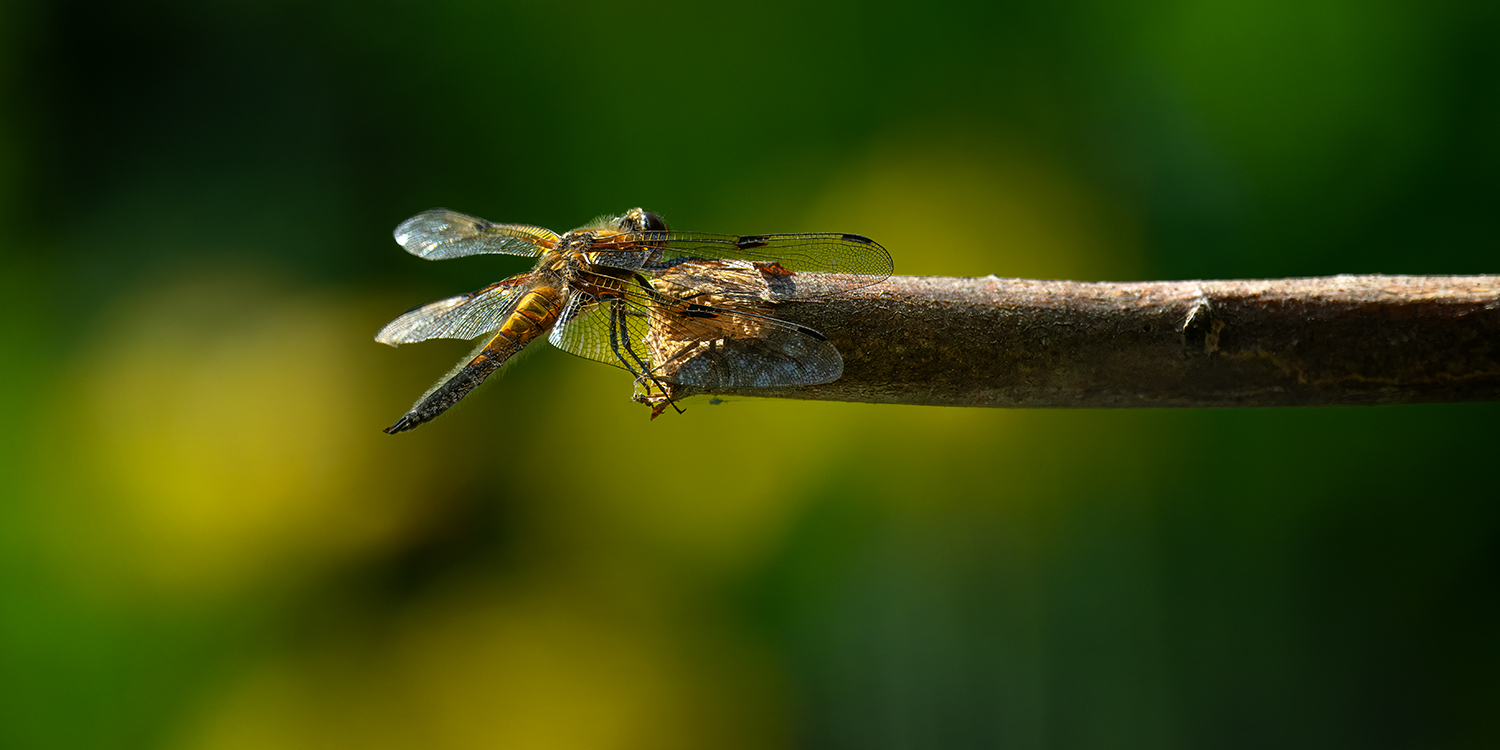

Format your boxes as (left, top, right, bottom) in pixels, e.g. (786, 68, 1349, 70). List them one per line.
(493, 286, 565, 347)
(383, 286, 564, 433)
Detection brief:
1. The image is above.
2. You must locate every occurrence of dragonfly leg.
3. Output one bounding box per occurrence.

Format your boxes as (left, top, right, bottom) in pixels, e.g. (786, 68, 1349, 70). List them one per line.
(606, 301, 683, 416)
(605, 300, 655, 377)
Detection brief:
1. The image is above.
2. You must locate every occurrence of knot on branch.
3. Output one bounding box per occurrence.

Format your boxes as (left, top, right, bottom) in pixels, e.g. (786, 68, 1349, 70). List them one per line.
(1181, 296, 1226, 356)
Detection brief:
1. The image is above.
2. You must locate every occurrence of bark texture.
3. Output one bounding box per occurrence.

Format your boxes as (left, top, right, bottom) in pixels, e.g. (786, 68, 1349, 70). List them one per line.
(665, 275, 1500, 408)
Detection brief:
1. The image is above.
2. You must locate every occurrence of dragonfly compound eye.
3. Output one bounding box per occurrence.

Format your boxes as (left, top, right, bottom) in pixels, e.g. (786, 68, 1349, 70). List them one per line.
(641, 211, 668, 232)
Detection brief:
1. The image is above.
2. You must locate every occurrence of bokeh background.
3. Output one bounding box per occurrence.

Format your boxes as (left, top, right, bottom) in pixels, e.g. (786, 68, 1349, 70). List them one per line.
(3, 1, 1498, 748)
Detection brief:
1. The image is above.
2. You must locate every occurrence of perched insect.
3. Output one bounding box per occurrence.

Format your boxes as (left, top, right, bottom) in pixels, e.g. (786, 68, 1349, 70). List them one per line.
(375, 208, 891, 432)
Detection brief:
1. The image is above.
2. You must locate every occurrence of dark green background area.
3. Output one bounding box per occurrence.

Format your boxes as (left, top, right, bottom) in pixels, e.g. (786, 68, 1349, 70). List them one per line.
(2, 1, 1496, 749)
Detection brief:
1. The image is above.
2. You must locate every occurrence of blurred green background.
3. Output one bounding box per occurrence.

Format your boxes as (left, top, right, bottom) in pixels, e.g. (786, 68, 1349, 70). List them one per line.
(3, 1, 1497, 748)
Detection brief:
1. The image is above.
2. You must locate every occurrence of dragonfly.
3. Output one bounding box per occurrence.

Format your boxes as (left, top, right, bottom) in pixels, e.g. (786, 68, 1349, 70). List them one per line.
(375, 207, 892, 433)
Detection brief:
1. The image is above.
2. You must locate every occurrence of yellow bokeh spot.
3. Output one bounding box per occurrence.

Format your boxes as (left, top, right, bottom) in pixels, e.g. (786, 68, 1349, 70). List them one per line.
(36, 269, 449, 601)
(171, 579, 782, 750)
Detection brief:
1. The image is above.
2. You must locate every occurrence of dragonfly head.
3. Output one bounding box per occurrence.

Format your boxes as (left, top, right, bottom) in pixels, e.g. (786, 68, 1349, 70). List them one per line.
(617, 207, 669, 233)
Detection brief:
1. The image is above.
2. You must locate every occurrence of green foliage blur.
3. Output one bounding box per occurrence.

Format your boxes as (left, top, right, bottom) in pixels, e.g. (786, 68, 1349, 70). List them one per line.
(2, 1, 1497, 748)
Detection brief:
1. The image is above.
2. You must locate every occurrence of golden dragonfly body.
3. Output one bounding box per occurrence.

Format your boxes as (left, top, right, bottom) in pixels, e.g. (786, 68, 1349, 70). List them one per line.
(376, 208, 890, 432)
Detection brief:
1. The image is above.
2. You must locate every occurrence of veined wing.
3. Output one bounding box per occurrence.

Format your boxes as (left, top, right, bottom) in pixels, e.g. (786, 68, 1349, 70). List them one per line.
(395, 209, 559, 260)
(587, 230, 891, 299)
(547, 291, 658, 379)
(547, 277, 842, 388)
(655, 304, 844, 388)
(375, 274, 538, 345)
(647, 258, 796, 305)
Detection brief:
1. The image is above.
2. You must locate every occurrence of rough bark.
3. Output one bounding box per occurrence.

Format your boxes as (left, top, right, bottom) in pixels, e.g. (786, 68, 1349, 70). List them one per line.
(664, 274, 1500, 408)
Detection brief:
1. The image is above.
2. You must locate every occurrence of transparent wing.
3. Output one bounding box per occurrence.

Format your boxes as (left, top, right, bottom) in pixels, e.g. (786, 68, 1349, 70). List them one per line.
(547, 278, 843, 388)
(547, 292, 657, 377)
(585, 229, 892, 299)
(375, 273, 538, 346)
(394, 209, 559, 260)
(654, 306, 845, 388)
(644, 259, 796, 305)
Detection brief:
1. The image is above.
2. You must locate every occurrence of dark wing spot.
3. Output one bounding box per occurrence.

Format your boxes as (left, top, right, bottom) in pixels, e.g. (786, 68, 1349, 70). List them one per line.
(755, 261, 796, 277)
(840, 233, 875, 245)
(736, 235, 770, 250)
(796, 325, 829, 341)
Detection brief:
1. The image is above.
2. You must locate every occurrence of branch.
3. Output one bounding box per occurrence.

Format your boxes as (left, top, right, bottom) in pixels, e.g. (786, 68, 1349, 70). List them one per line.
(663, 275, 1500, 408)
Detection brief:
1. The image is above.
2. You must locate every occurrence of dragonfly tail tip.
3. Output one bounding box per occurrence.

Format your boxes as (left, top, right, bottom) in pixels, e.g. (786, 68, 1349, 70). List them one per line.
(383, 415, 417, 434)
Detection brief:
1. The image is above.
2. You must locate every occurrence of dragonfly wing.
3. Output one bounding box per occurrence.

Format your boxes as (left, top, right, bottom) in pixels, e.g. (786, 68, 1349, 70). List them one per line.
(548, 279, 843, 388)
(547, 291, 657, 377)
(646, 258, 795, 304)
(652, 304, 845, 388)
(617, 230, 893, 299)
(376, 274, 537, 345)
(395, 209, 558, 260)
